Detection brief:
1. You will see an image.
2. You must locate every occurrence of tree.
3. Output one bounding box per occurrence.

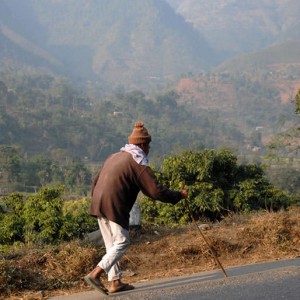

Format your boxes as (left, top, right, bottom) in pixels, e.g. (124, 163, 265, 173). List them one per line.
(64, 159, 92, 195)
(139, 149, 292, 225)
(0, 146, 21, 189)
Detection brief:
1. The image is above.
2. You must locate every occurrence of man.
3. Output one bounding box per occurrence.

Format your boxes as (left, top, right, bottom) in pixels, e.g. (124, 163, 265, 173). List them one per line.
(84, 121, 188, 295)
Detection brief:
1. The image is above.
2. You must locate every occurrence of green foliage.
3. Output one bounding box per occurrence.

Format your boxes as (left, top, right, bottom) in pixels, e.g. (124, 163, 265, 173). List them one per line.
(64, 160, 92, 195)
(140, 149, 292, 225)
(0, 194, 25, 244)
(0, 145, 92, 195)
(0, 72, 249, 197)
(22, 187, 64, 243)
(0, 146, 21, 184)
(0, 187, 97, 245)
(233, 178, 267, 211)
(266, 167, 300, 195)
(60, 198, 98, 240)
(0, 72, 245, 165)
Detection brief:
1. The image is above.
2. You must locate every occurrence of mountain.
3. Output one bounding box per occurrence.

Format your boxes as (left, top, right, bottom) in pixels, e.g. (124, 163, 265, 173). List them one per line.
(166, 0, 300, 56)
(173, 40, 300, 152)
(214, 40, 300, 74)
(0, 0, 299, 161)
(0, 0, 218, 90)
(2, 0, 299, 91)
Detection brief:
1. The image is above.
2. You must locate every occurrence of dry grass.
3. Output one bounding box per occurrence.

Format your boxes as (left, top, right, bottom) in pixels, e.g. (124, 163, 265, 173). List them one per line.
(1, 208, 299, 299)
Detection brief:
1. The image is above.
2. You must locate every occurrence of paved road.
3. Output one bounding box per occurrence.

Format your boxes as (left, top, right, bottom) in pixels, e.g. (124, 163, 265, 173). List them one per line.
(50, 258, 300, 300)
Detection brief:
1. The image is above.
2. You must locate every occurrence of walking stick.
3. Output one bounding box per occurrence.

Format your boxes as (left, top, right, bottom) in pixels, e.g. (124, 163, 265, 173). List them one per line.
(184, 195, 228, 278)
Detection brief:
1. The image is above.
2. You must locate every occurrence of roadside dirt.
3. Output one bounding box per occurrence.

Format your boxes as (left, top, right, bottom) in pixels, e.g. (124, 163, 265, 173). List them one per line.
(123, 208, 299, 281)
(1, 208, 299, 300)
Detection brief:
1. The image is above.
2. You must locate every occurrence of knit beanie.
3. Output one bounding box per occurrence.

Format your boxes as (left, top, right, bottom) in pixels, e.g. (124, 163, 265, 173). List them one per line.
(128, 121, 151, 145)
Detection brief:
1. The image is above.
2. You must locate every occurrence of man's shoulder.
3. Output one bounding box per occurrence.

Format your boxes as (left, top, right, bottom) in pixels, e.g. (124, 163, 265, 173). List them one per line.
(106, 151, 129, 160)
(106, 151, 137, 165)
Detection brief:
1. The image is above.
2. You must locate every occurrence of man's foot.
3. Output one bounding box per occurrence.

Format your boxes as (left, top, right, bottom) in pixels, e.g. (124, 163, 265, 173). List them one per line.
(109, 283, 135, 293)
(84, 275, 109, 295)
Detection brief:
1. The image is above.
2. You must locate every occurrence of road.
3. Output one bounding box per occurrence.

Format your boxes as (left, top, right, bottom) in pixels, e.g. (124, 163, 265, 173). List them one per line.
(49, 258, 300, 300)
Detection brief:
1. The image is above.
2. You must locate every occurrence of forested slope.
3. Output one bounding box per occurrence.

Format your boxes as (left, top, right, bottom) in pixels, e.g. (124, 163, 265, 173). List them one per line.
(0, 73, 243, 163)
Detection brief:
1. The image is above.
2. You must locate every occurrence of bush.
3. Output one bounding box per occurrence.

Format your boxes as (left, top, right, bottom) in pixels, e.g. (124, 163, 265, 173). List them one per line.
(0, 194, 25, 244)
(139, 149, 293, 225)
(0, 187, 97, 245)
(23, 187, 64, 243)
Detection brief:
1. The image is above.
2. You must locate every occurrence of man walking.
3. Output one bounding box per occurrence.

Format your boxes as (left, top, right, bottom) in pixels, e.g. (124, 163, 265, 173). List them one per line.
(85, 121, 188, 294)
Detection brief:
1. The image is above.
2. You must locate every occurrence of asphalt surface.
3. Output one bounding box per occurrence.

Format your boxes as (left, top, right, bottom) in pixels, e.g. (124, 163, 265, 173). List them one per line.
(49, 258, 300, 300)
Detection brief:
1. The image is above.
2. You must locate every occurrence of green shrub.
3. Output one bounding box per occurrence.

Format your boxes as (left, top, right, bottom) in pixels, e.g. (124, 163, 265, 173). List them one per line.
(140, 149, 293, 225)
(0, 194, 25, 244)
(0, 187, 97, 245)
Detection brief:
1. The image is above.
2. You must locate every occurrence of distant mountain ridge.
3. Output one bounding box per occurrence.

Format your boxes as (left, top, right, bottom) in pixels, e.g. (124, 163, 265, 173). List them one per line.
(0, 0, 217, 90)
(1, 0, 300, 91)
(167, 0, 300, 55)
(214, 41, 300, 73)
(0, 21, 60, 67)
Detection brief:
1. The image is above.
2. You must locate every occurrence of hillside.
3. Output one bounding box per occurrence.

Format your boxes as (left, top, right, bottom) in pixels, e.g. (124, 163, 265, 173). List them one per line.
(167, 0, 300, 55)
(173, 41, 300, 152)
(0, 75, 245, 163)
(0, 0, 299, 167)
(214, 41, 300, 74)
(1, 0, 300, 92)
(1, 53, 298, 166)
(0, 0, 217, 90)
(214, 40, 300, 104)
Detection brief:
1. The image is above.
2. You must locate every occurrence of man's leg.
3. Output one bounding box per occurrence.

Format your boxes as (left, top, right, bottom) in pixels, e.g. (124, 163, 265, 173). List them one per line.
(97, 217, 130, 281)
(85, 217, 134, 293)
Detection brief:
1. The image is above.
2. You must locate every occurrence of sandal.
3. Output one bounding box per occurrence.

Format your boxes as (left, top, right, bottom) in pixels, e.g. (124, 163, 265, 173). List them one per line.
(109, 283, 135, 293)
(84, 275, 109, 295)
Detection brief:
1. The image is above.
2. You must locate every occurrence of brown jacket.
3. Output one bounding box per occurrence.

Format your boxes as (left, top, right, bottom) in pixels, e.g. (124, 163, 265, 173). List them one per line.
(89, 151, 182, 230)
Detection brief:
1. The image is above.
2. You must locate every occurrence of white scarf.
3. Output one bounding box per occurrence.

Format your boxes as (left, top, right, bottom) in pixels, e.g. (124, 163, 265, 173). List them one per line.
(120, 144, 149, 166)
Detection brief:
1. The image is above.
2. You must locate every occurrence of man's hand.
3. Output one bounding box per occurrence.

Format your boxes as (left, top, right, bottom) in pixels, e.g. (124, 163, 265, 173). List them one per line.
(181, 189, 188, 199)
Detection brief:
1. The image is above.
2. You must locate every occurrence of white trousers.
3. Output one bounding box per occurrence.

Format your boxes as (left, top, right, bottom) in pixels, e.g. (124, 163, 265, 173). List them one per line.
(97, 217, 130, 281)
